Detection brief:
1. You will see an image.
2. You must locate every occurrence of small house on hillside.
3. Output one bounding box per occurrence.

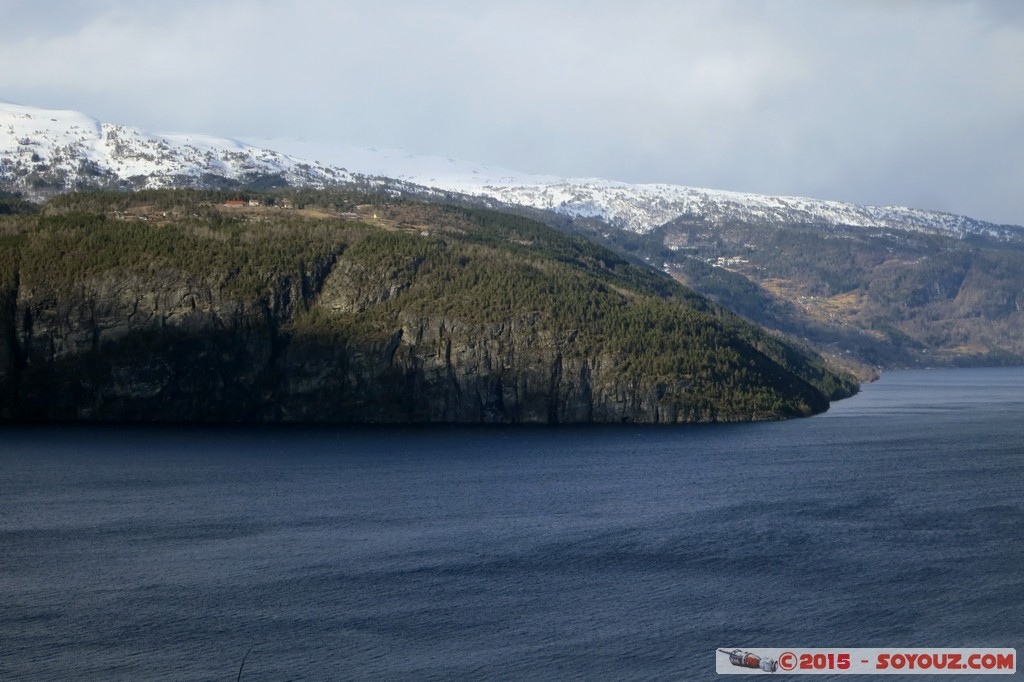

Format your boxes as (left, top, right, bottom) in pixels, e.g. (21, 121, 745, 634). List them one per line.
(224, 200, 246, 207)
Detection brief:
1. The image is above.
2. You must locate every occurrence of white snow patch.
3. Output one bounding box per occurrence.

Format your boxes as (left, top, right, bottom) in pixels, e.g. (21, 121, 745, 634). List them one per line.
(4, 101, 1022, 242)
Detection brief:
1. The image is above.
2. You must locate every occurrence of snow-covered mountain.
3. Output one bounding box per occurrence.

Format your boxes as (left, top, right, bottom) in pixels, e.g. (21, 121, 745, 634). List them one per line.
(253, 139, 1024, 242)
(445, 178, 1024, 240)
(0, 101, 351, 194)
(3, 101, 1022, 242)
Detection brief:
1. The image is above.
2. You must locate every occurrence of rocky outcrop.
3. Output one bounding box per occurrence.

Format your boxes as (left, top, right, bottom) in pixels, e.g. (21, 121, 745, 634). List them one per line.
(273, 313, 821, 424)
(0, 257, 829, 424)
(9, 270, 271, 421)
(0, 278, 19, 418)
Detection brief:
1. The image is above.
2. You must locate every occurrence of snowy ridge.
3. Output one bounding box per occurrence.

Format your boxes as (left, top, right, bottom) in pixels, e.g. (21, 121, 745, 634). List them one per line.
(431, 178, 1020, 240)
(0, 101, 351, 194)
(3, 101, 1021, 242)
(256, 135, 1023, 241)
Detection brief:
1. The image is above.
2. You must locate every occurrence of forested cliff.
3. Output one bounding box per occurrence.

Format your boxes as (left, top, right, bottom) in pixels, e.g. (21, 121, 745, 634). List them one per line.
(0, 191, 856, 424)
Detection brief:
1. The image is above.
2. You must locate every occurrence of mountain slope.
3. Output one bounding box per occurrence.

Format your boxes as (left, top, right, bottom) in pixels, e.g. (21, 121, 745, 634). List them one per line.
(0, 190, 855, 423)
(6, 102, 1022, 243)
(449, 178, 1024, 241)
(0, 101, 352, 196)
(248, 136, 1024, 242)
(4, 102, 1024, 373)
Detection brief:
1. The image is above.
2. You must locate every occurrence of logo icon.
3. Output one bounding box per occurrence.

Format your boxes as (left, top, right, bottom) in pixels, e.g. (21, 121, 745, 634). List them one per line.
(718, 648, 778, 673)
(777, 651, 797, 671)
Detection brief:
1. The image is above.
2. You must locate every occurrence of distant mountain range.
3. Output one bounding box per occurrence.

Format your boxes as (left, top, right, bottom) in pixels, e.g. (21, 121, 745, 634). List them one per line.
(4, 101, 1022, 241)
(4, 100, 1024, 373)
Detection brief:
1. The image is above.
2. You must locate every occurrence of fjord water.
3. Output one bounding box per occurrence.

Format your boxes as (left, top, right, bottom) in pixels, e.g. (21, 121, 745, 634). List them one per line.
(2, 368, 1022, 681)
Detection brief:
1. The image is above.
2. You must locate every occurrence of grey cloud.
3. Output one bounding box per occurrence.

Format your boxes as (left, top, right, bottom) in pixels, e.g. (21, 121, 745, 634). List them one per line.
(1, 0, 1023, 225)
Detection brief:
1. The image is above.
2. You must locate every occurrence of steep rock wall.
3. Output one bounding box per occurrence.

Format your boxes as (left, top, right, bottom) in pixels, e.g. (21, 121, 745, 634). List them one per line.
(0, 262, 828, 424)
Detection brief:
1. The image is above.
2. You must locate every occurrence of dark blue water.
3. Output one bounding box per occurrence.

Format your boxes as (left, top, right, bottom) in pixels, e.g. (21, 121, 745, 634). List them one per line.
(2, 368, 1022, 680)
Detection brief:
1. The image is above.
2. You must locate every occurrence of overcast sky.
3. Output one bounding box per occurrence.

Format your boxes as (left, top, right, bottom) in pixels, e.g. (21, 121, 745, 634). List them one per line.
(2, 0, 1023, 224)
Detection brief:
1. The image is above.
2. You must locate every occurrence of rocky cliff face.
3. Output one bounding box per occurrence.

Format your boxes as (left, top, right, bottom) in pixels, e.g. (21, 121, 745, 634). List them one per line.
(275, 314, 754, 425)
(10, 269, 272, 420)
(3, 268, 827, 424)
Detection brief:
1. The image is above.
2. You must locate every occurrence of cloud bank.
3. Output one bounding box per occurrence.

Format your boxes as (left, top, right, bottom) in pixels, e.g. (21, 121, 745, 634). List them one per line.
(2, 0, 1023, 224)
